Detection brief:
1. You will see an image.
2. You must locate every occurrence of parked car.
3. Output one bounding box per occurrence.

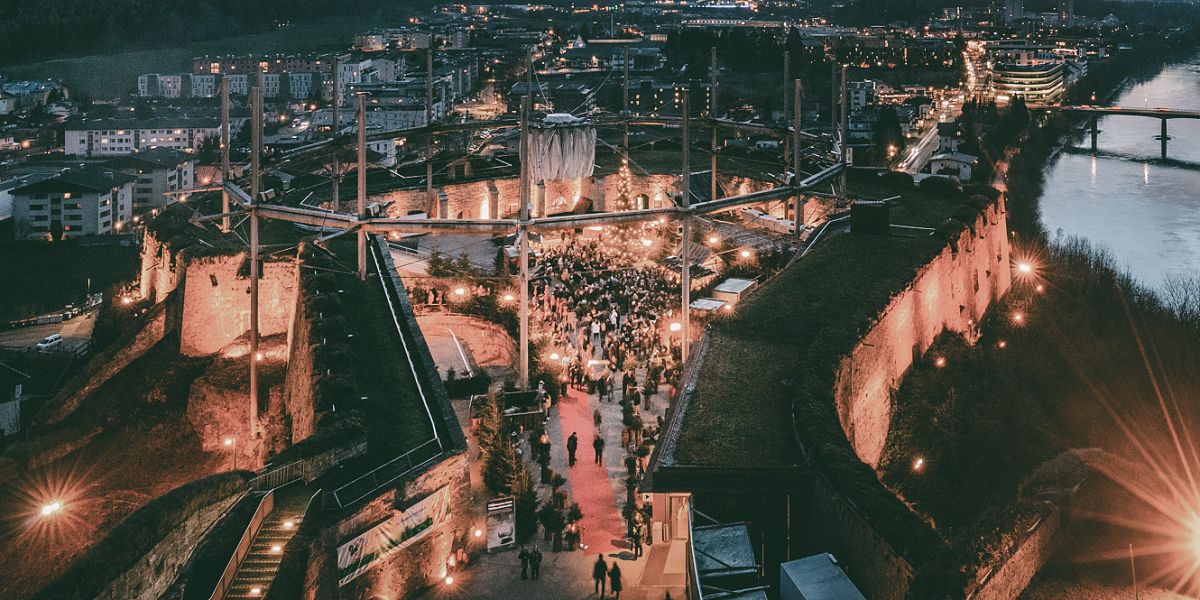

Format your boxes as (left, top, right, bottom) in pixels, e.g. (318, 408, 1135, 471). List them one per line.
(35, 334, 62, 351)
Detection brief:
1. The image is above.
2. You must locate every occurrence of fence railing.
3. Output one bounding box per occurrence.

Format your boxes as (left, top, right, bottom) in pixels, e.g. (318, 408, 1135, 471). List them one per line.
(208, 489, 275, 600)
(327, 438, 442, 509)
(249, 461, 305, 492)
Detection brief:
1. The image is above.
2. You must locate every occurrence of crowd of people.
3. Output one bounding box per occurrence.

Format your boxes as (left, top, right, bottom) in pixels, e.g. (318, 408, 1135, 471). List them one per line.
(532, 231, 685, 404)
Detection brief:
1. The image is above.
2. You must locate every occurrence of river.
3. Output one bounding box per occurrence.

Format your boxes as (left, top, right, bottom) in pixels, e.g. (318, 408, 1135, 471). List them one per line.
(1039, 55, 1200, 291)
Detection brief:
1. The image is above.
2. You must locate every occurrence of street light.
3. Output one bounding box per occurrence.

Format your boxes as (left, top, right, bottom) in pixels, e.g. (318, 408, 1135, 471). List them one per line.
(40, 501, 63, 517)
(224, 437, 237, 470)
(669, 322, 682, 333)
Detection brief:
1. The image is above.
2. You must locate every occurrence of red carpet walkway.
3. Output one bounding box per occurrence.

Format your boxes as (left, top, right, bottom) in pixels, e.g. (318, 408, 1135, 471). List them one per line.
(555, 388, 624, 555)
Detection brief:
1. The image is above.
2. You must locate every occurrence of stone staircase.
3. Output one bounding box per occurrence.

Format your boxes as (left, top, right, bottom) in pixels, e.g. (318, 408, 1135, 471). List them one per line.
(223, 486, 312, 599)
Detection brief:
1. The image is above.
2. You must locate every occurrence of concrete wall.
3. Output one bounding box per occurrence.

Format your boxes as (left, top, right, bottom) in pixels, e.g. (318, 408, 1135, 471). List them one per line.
(336, 453, 474, 600)
(179, 257, 297, 357)
(282, 274, 319, 446)
(139, 229, 180, 303)
(833, 200, 1011, 468)
(806, 474, 913, 600)
(376, 173, 699, 219)
(969, 508, 1061, 600)
(285, 453, 474, 600)
(96, 490, 245, 600)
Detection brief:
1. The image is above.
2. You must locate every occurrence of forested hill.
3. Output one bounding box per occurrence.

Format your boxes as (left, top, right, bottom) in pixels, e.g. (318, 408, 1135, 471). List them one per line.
(0, 0, 432, 67)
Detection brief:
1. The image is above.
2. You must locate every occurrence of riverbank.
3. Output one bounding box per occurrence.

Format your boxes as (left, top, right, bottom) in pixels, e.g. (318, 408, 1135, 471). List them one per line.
(1003, 31, 1200, 238)
(878, 25, 1200, 597)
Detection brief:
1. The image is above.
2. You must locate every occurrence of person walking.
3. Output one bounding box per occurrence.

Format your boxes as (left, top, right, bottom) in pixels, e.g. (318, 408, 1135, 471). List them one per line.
(518, 545, 530, 580)
(530, 546, 543, 580)
(609, 562, 623, 599)
(593, 433, 606, 465)
(567, 432, 579, 467)
(593, 555, 608, 597)
(631, 523, 644, 558)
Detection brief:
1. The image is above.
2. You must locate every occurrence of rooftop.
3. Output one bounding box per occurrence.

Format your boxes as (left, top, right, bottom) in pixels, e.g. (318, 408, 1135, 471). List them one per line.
(11, 166, 135, 195)
(103, 147, 196, 170)
(780, 553, 866, 600)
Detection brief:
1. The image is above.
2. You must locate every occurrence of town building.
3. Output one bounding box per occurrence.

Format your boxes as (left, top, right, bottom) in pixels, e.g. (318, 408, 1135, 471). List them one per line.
(103, 147, 197, 213)
(0, 91, 15, 116)
(991, 62, 1065, 106)
(65, 116, 240, 157)
(928, 151, 978, 182)
(9, 166, 134, 240)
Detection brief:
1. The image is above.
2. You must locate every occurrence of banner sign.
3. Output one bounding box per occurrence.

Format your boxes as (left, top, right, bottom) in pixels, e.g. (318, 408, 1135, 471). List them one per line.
(485, 496, 516, 551)
(337, 485, 453, 586)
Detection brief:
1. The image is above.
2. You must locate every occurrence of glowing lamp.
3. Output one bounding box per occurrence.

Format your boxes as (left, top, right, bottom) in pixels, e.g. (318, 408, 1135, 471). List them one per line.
(503, 293, 514, 302)
(934, 357, 946, 368)
(474, 528, 483, 537)
(708, 235, 720, 244)
(1017, 261, 1033, 275)
(641, 238, 652, 247)
(997, 340, 1007, 349)
(669, 322, 682, 332)
(454, 287, 466, 296)
(1011, 311, 1025, 324)
(250, 587, 262, 596)
(223, 437, 234, 446)
(255, 352, 264, 362)
(40, 501, 63, 517)
(283, 520, 295, 529)
(549, 352, 560, 361)
(912, 457, 926, 472)
(739, 249, 751, 258)
(271, 544, 282, 553)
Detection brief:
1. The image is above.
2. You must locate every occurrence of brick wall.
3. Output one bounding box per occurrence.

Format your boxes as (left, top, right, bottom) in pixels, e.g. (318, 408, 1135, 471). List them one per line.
(833, 200, 1011, 468)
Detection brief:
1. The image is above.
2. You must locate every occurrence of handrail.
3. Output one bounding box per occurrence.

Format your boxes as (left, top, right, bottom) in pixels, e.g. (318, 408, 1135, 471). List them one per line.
(209, 489, 275, 600)
(249, 460, 304, 492)
(371, 238, 442, 451)
(329, 438, 442, 509)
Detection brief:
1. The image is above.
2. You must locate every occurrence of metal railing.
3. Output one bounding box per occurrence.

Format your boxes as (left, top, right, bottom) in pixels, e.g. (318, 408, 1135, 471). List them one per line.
(249, 461, 304, 492)
(328, 438, 442, 509)
(209, 490, 275, 600)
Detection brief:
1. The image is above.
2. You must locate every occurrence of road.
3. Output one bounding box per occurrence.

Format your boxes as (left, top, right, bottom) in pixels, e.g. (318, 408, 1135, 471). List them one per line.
(0, 312, 96, 352)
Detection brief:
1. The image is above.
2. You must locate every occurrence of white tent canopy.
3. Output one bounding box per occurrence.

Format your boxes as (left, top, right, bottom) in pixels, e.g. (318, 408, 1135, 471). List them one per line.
(528, 113, 596, 182)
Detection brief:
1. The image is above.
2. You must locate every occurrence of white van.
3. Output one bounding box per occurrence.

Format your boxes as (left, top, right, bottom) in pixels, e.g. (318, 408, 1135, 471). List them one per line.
(36, 334, 63, 351)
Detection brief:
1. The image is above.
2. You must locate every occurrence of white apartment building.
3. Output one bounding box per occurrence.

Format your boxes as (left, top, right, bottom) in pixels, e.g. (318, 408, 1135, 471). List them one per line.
(10, 167, 134, 240)
(65, 117, 233, 157)
(103, 147, 196, 212)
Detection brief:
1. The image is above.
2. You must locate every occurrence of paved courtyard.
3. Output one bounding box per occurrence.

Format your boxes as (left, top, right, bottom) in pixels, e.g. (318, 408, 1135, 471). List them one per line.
(433, 381, 685, 600)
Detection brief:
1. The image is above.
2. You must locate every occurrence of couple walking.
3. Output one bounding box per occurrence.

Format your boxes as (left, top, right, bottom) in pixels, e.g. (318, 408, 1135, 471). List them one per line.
(592, 555, 623, 599)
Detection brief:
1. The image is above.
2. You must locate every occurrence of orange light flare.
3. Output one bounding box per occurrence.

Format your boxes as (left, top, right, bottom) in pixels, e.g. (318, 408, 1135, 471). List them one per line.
(4, 463, 96, 555)
(1039, 313, 1200, 594)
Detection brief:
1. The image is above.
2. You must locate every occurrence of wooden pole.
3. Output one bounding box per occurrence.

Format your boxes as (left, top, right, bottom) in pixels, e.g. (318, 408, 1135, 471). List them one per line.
(681, 92, 691, 364)
(793, 78, 804, 229)
(331, 56, 340, 211)
(518, 95, 531, 390)
(426, 48, 436, 216)
(839, 65, 849, 200)
(249, 86, 262, 439)
(623, 48, 630, 152)
(220, 78, 231, 232)
(357, 93, 367, 281)
(710, 46, 719, 203)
